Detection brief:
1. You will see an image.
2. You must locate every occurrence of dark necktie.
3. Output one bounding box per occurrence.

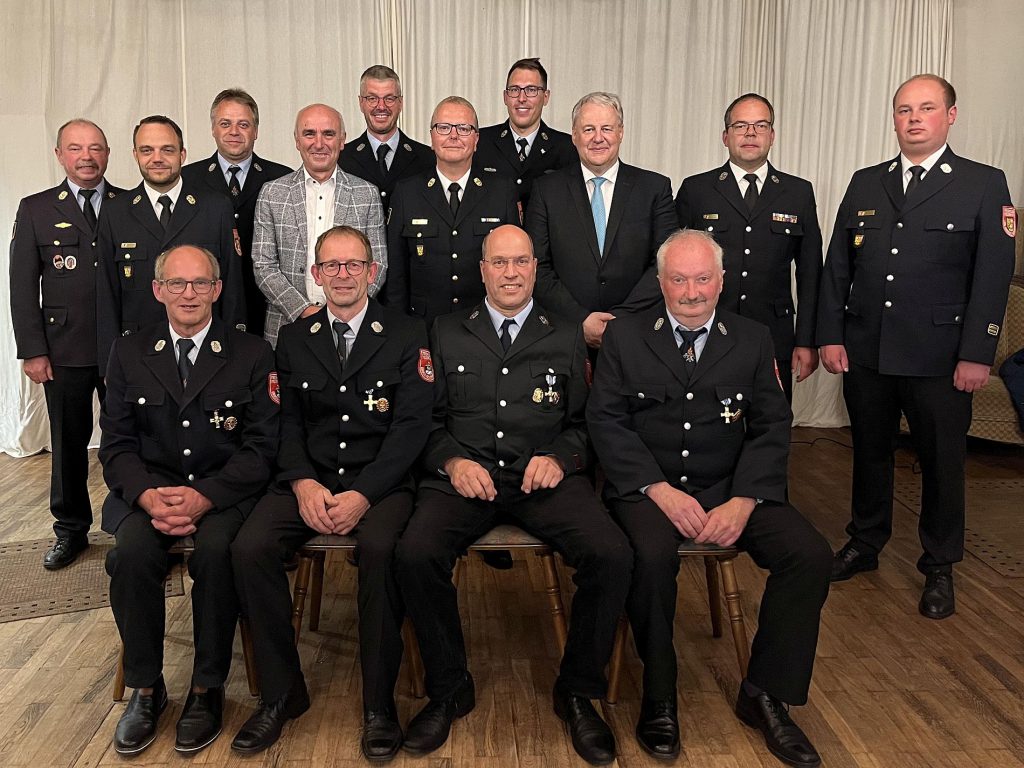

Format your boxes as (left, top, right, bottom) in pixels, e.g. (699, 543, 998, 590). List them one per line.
(905, 165, 925, 202)
(377, 143, 391, 176)
(333, 320, 350, 369)
(743, 173, 759, 212)
(516, 137, 529, 162)
(79, 188, 98, 230)
(176, 338, 195, 385)
(499, 318, 516, 353)
(157, 194, 172, 230)
(227, 165, 241, 198)
(448, 182, 460, 218)
(677, 327, 707, 377)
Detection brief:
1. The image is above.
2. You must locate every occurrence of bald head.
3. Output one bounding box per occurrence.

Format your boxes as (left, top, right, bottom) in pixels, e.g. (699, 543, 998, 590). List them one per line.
(480, 225, 537, 317)
(294, 103, 346, 181)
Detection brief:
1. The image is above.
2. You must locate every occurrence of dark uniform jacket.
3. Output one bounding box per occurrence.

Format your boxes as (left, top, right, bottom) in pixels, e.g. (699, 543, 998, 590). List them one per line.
(383, 169, 520, 328)
(817, 147, 1016, 376)
(10, 179, 124, 366)
(339, 130, 435, 205)
(587, 307, 790, 510)
(475, 120, 576, 211)
(275, 300, 433, 503)
(98, 317, 279, 532)
(421, 301, 589, 493)
(675, 163, 822, 359)
(525, 163, 677, 324)
(182, 153, 292, 333)
(96, 180, 246, 374)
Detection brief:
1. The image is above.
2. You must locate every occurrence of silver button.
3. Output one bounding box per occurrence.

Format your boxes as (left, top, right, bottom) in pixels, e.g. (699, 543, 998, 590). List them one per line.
(683, 422, 691, 430)
(452, 229, 458, 236)
(302, 382, 309, 389)
(891, 248, 898, 255)
(499, 399, 507, 407)
(183, 448, 191, 456)
(736, 393, 744, 401)
(457, 364, 465, 372)
(896, 222, 904, 228)
(859, 221, 865, 227)
(686, 392, 694, 400)
(785, 228, 790, 234)
(225, 400, 233, 408)
(188, 473, 195, 481)
(954, 315, 961, 322)
(496, 431, 504, 438)
(501, 367, 509, 375)
(884, 300, 892, 308)
(342, 414, 350, 422)
(740, 294, 747, 300)
(517, 179, 522, 185)
(498, 459, 506, 466)
(138, 397, 146, 404)
(638, 392, 645, 399)
(946, 222, 954, 231)
(744, 248, 750, 255)
(548, 368, 554, 374)
(680, 476, 688, 483)
(745, 225, 752, 232)
(886, 274, 894, 281)
(452, 253, 458, 259)
(234, 213, 239, 219)
(376, 380, 383, 387)
(338, 468, 346, 475)
(453, 298, 459, 304)
(339, 442, 347, 449)
(452, 275, 458, 281)
(681, 450, 690, 458)
(182, 420, 190, 428)
(707, 226, 714, 232)
(340, 385, 346, 392)
(741, 270, 748, 277)
(381, 191, 387, 197)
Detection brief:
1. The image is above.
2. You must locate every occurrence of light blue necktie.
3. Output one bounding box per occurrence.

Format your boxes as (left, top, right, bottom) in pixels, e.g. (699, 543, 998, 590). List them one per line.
(590, 177, 607, 255)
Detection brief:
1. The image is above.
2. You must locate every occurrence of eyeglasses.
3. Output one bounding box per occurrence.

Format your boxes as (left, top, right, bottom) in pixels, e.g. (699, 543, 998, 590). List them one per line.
(158, 278, 217, 294)
(504, 85, 545, 98)
(360, 94, 400, 107)
(727, 121, 773, 135)
(316, 260, 369, 276)
(431, 123, 477, 136)
(483, 256, 535, 269)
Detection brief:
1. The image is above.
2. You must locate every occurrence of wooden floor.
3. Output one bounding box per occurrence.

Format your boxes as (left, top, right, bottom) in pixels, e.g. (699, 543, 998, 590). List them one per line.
(1, 427, 1023, 767)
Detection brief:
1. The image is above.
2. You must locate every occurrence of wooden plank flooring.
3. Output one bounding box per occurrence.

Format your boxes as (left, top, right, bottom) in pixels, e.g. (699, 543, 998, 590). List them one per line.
(0, 426, 1022, 767)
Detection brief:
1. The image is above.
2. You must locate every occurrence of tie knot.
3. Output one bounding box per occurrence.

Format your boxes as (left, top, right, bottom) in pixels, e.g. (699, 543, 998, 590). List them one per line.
(177, 337, 195, 356)
(377, 144, 391, 159)
(79, 188, 95, 200)
(158, 194, 172, 208)
(676, 326, 707, 346)
(332, 320, 351, 338)
(909, 165, 925, 180)
(501, 318, 516, 333)
(592, 177, 606, 190)
(227, 165, 241, 174)
(448, 182, 460, 196)
(744, 173, 759, 186)
(516, 138, 528, 150)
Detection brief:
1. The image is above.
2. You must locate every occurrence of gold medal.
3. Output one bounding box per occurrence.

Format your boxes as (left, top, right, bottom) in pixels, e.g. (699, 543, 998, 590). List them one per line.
(211, 340, 222, 352)
(224, 416, 238, 431)
(376, 398, 390, 413)
(532, 388, 544, 403)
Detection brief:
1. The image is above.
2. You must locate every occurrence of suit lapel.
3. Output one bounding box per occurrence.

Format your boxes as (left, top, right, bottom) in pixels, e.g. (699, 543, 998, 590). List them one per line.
(901, 147, 956, 214)
(464, 303, 505, 359)
(202, 154, 232, 198)
(425, 174, 455, 225)
(453, 174, 486, 228)
(388, 133, 418, 182)
(644, 312, 690, 388)
(340, 301, 387, 384)
(237, 155, 266, 206)
(304, 308, 342, 380)
(163, 186, 200, 246)
(504, 304, 553, 361)
(714, 163, 749, 219)
(567, 166, 602, 262)
(750, 165, 784, 220)
(127, 184, 165, 241)
(688, 315, 736, 388)
(53, 180, 93, 238)
(142, 325, 184, 406)
(287, 171, 309, 256)
(346, 134, 383, 186)
(882, 156, 904, 211)
(180, 319, 228, 410)
(604, 164, 634, 255)
(496, 124, 523, 173)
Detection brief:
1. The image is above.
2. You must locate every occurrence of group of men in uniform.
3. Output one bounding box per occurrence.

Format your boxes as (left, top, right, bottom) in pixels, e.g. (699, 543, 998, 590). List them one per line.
(8, 61, 1016, 767)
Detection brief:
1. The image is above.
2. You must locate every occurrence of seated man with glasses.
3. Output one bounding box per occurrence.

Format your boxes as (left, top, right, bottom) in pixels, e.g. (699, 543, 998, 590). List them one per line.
(475, 58, 576, 212)
(230, 225, 434, 759)
(383, 96, 519, 329)
(99, 244, 279, 756)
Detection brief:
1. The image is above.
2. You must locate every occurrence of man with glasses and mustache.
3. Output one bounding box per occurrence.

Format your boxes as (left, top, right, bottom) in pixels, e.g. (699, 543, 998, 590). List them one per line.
(675, 93, 823, 402)
(231, 225, 433, 759)
(475, 58, 576, 212)
(339, 65, 434, 206)
(383, 96, 519, 329)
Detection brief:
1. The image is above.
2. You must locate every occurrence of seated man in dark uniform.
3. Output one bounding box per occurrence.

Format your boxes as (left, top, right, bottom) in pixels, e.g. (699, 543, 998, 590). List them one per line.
(587, 229, 831, 767)
(99, 245, 278, 756)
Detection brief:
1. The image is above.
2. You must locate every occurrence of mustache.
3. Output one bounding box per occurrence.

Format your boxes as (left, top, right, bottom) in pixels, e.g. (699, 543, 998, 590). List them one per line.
(677, 297, 707, 306)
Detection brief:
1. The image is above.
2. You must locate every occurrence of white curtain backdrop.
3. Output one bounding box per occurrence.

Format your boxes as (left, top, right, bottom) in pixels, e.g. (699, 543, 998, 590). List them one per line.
(4, 0, 1019, 456)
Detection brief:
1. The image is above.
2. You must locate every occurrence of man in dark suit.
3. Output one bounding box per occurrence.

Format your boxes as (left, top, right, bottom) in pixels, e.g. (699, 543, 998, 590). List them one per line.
(587, 229, 831, 766)
(525, 91, 676, 350)
(475, 57, 576, 212)
(230, 226, 433, 759)
(99, 245, 278, 756)
(97, 115, 245, 374)
(339, 65, 434, 206)
(395, 225, 632, 766)
(182, 89, 291, 337)
(383, 96, 519, 329)
(10, 119, 123, 569)
(675, 93, 822, 401)
(819, 74, 1016, 618)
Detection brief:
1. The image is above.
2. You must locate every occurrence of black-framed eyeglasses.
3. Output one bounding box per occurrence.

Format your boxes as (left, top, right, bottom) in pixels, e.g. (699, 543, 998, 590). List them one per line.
(431, 123, 477, 136)
(727, 121, 773, 135)
(482, 256, 535, 269)
(360, 94, 400, 107)
(504, 85, 545, 98)
(158, 278, 217, 294)
(316, 260, 369, 276)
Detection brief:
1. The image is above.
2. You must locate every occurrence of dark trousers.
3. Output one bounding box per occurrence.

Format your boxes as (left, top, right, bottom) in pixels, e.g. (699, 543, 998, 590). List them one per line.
(396, 474, 633, 701)
(241, 252, 266, 338)
(843, 362, 973, 573)
(610, 497, 831, 706)
(231, 488, 412, 708)
(108, 503, 245, 689)
(43, 365, 104, 539)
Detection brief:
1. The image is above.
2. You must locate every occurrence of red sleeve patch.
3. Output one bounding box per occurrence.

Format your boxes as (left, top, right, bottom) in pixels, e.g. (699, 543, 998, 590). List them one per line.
(268, 371, 280, 404)
(1003, 206, 1017, 238)
(418, 349, 435, 382)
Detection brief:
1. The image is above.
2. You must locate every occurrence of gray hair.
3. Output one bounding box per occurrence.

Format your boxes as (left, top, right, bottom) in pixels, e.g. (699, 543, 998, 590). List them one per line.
(571, 92, 624, 128)
(431, 96, 478, 127)
(656, 229, 724, 274)
(360, 65, 403, 97)
(154, 245, 220, 281)
(56, 118, 108, 149)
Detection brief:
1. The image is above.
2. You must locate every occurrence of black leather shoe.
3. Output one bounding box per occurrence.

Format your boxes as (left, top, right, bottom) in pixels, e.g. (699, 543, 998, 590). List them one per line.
(403, 674, 475, 754)
(43, 536, 88, 570)
(481, 550, 514, 570)
(636, 698, 680, 759)
(361, 704, 403, 762)
(830, 541, 878, 582)
(919, 572, 955, 619)
(735, 687, 820, 767)
(113, 677, 168, 755)
(175, 687, 224, 753)
(231, 678, 310, 754)
(553, 686, 616, 766)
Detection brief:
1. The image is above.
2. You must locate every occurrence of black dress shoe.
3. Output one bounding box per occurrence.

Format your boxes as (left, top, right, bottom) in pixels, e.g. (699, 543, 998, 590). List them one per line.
(636, 698, 680, 759)
(361, 704, 403, 762)
(113, 677, 168, 755)
(481, 550, 514, 570)
(553, 686, 616, 766)
(735, 687, 820, 767)
(403, 674, 475, 754)
(43, 536, 88, 570)
(830, 541, 878, 582)
(175, 687, 224, 753)
(231, 678, 310, 754)
(919, 571, 955, 619)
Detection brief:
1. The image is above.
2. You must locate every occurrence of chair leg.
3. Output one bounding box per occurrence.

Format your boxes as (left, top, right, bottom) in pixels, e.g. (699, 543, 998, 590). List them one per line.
(403, 619, 426, 698)
(452, 556, 464, 586)
(605, 615, 629, 704)
(112, 644, 126, 701)
(239, 616, 259, 698)
(717, 555, 750, 677)
(538, 552, 568, 649)
(704, 556, 723, 638)
(309, 551, 326, 632)
(291, 552, 314, 645)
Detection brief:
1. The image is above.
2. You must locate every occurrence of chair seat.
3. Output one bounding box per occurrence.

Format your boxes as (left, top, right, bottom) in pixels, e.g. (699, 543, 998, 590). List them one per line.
(677, 541, 738, 556)
(302, 534, 359, 550)
(469, 524, 549, 550)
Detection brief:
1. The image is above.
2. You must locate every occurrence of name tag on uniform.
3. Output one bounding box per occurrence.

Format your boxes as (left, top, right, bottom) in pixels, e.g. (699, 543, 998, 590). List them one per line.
(411, 218, 429, 225)
(772, 213, 798, 223)
(856, 210, 875, 217)
(702, 213, 719, 220)
(480, 217, 500, 223)
(120, 242, 137, 248)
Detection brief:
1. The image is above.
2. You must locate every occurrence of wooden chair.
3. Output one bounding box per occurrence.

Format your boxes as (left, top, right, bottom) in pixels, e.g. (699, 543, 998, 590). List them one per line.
(112, 538, 258, 701)
(605, 542, 750, 704)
